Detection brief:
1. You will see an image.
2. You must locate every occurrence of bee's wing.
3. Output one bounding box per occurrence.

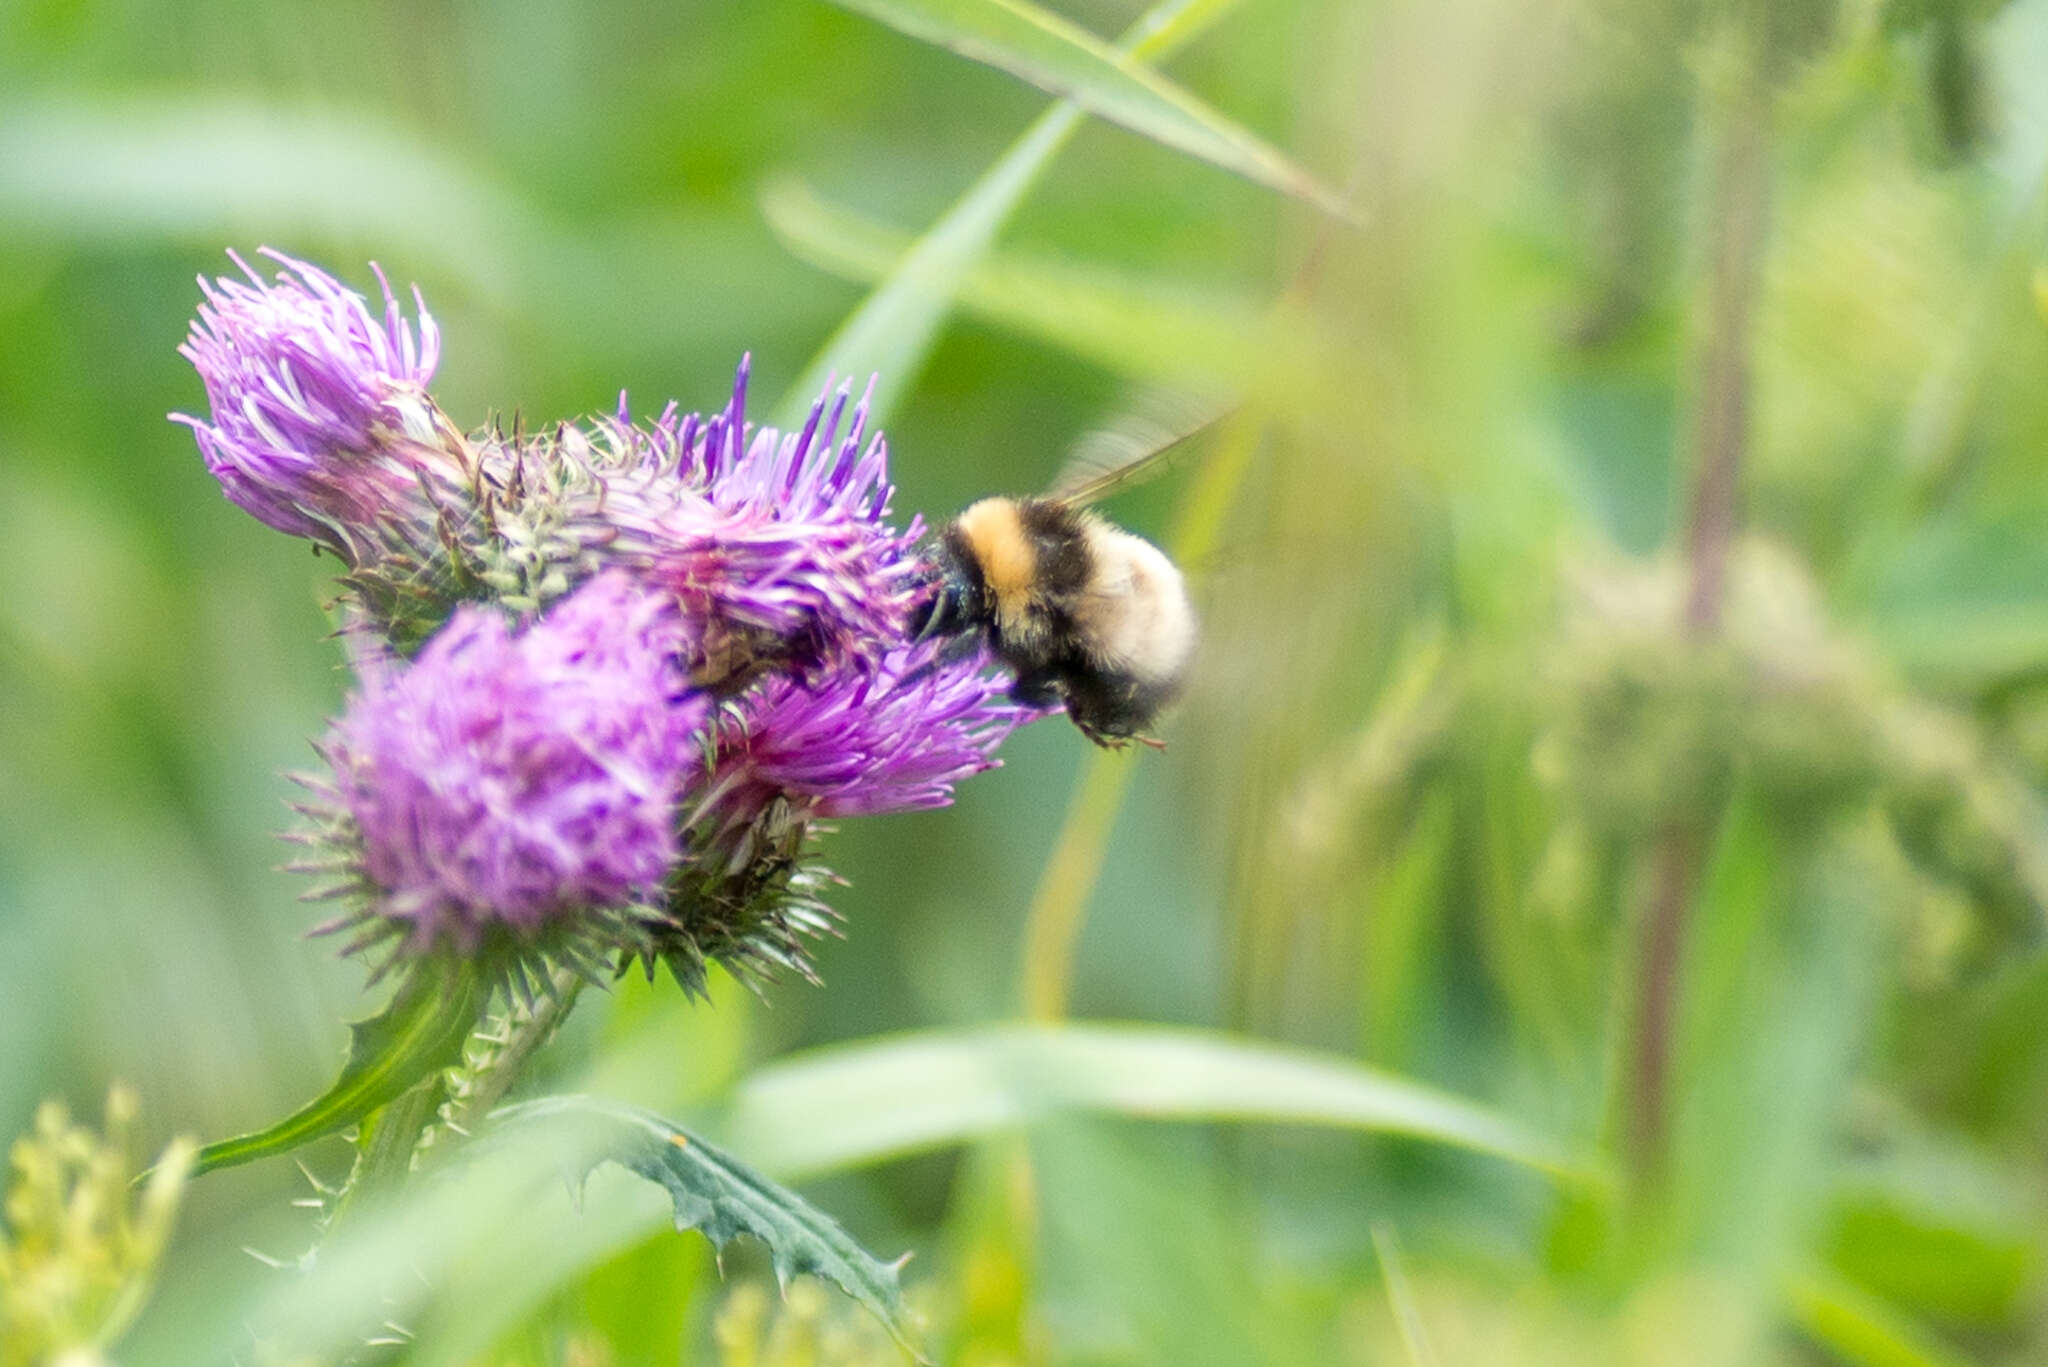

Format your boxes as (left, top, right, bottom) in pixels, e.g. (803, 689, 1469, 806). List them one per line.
(1046, 392, 1232, 508)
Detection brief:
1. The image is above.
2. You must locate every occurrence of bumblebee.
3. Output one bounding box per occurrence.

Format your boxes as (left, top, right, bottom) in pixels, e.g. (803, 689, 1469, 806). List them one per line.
(915, 410, 1215, 746)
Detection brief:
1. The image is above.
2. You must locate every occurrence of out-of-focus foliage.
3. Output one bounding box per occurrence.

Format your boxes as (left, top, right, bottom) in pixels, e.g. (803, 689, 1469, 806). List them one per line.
(8, 0, 2048, 1363)
(0, 1090, 190, 1367)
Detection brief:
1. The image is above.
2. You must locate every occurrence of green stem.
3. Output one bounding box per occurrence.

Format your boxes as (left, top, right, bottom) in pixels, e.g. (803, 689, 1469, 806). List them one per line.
(328, 1075, 448, 1230)
(444, 970, 586, 1137)
(327, 967, 584, 1229)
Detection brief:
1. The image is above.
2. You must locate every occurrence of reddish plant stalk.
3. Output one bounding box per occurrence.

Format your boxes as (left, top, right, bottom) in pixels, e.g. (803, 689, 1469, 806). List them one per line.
(1626, 43, 1770, 1186)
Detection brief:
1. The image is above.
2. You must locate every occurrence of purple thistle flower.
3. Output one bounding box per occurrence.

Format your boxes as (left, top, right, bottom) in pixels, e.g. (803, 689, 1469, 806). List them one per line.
(172, 248, 455, 560)
(703, 643, 1023, 825)
(179, 251, 1050, 989)
(633, 637, 1031, 992)
(530, 360, 922, 684)
(170, 251, 923, 684)
(308, 572, 703, 966)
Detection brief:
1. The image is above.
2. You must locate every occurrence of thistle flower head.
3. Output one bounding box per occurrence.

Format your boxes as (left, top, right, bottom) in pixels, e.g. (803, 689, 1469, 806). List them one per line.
(633, 640, 1024, 991)
(711, 643, 1021, 822)
(469, 360, 921, 686)
(172, 248, 454, 559)
(306, 572, 703, 971)
(180, 251, 1046, 992)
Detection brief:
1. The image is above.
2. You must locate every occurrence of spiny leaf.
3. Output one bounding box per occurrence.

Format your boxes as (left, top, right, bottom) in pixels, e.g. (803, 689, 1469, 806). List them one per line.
(488, 1094, 922, 1358)
(773, 0, 1246, 428)
(185, 956, 484, 1179)
(818, 0, 1353, 219)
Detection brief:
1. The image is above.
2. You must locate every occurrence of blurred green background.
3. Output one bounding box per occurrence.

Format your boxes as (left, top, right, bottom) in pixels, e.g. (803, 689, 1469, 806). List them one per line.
(7, 0, 2048, 1362)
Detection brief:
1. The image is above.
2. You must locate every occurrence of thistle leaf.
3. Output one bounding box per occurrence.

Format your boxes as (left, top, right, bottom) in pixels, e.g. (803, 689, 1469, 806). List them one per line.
(185, 956, 484, 1179)
(487, 1094, 921, 1358)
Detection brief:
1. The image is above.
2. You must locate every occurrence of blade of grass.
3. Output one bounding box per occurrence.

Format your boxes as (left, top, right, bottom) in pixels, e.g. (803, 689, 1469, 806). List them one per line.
(772, 0, 1244, 428)
(1371, 1222, 1443, 1367)
(721, 1022, 1589, 1182)
(819, 0, 1352, 217)
(762, 177, 1356, 410)
(1786, 1268, 1983, 1367)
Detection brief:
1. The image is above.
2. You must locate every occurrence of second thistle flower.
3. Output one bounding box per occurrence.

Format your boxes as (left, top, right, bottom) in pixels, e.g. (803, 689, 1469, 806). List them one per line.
(173, 249, 453, 560)
(301, 572, 704, 982)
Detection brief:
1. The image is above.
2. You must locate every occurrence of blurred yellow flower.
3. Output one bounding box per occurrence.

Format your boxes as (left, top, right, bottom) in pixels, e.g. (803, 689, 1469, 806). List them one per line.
(0, 1088, 192, 1367)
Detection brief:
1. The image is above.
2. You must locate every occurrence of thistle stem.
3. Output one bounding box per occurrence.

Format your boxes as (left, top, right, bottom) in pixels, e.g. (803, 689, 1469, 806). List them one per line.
(328, 1076, 448, 1231)
(445, 968, 585, 1136)
(328, 966, 582, 1230)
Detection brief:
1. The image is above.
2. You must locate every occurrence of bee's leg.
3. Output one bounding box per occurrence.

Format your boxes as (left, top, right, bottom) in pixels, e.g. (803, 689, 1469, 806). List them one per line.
(1008, 666, 1064, 709)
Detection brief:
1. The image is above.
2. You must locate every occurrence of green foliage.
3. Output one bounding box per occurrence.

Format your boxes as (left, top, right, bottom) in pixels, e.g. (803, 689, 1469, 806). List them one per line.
(772, 0, 1245, 429)
(815, 0, 1350, 216)
(720, 1022, 1581, 1180)
(9, 0, 2048, 1363)
(489, 1096, 921, 1358)
(184, 956, 484, 1180)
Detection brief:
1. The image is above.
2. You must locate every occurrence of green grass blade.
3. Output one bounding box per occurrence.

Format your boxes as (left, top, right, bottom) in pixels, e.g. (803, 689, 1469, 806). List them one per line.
(762, 177, 1351, 406)
(819, 0, 1351, 218)
(1786, 1268, 1983, 1367)
(772, 0, 1244, 428)
(184, 957, 483, 1179)
(1371, 1223, 1443, 1367)
(771, 109, 1081, 430)
(0, 96, 542, 303)
(721, 1022, 1589, 1182)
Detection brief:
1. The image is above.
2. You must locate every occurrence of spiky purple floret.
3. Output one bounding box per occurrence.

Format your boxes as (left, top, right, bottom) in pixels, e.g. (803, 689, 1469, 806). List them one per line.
(569, 358, 924, 674)
(172, 248, 446, 556)
(698, 641, 1025, 830)
(322, 572, 703, 954)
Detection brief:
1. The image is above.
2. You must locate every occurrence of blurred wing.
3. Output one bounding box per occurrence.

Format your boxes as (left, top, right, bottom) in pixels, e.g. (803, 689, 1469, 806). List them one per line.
(1047, 391, 1233, 507)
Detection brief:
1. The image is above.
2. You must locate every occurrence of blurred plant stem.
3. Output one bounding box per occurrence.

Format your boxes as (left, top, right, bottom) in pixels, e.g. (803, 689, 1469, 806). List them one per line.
(1019, 410, 1263, 1021)
(1014, 170, 1351, 1021)
(1372, 1221, 1443, 1367)
(1626, 16, 1773, 1189)
(329, 1073, 447, 1230)
(1020, 750, 1138, 1021)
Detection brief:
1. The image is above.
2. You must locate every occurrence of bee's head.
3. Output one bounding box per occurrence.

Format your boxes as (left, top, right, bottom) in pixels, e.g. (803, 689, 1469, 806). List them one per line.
(910, 524, 987, 641)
